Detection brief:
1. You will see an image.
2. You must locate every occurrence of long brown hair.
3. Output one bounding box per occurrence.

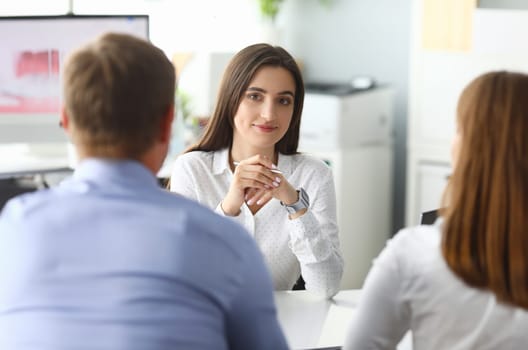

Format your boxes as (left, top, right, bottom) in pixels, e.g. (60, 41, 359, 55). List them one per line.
(186, 43, 304, 155)
(441, 71, 528, 308)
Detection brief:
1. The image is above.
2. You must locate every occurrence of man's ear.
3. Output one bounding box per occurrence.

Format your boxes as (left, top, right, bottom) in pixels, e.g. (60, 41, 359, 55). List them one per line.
(160, 104, 175, 144)
(60, 107, 71, 134)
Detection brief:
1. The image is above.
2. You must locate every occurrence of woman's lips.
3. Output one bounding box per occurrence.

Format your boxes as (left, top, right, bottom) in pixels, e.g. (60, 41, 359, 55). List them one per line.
(253, 124, 277, 132)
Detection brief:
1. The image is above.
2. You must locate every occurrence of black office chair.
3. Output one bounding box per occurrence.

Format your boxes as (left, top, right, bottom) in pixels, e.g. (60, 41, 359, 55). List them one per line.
(292, 275, 305, 290)
(0, 178, 38, 211)
(158, 177, 170, 188)
(420, 209, 439, 225)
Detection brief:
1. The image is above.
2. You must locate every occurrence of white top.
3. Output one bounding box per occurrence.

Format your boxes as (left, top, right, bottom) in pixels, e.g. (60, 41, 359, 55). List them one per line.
(344, 220, 528, 350)
(170, 148, 343, 298)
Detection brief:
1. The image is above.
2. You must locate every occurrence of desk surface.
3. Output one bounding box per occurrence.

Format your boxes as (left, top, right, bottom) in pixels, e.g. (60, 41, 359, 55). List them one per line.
(0, 144, 71, 179)
(274, 290, 359, 349)
(274, 290, 412, 350)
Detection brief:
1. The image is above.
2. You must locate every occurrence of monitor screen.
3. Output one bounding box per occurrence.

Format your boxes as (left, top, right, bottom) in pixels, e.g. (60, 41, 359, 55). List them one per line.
(0, 15, 149, 145)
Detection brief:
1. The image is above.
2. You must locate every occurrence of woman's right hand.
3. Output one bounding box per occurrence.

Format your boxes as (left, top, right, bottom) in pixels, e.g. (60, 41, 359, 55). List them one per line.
(221, 155, 279, 216)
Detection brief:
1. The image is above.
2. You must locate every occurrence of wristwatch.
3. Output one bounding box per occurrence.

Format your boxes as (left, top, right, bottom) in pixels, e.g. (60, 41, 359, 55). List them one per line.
(281, 187, 310, 214)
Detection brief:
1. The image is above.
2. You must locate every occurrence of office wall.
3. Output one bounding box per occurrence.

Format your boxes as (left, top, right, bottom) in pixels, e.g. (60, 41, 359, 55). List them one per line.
(280, 0, 412, 233)
(0, 0, 67, 15)
(0, 0, 264, 53)
(406, 1, 528, 225)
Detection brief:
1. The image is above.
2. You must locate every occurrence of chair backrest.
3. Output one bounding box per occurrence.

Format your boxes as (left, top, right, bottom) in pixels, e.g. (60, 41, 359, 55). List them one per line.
(292, 275, 305, 290)
(420, 209, 439, 225)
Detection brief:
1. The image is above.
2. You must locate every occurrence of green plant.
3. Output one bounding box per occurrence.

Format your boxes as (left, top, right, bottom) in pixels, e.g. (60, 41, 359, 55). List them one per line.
(318, 0, 332, 7)
(258, 0, 333, 22)
(259, 0, 284, 22)
(176, 89, 196, 126)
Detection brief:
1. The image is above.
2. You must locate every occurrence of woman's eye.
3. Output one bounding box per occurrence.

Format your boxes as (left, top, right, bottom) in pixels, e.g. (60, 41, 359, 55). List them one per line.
(247, 93, 261, 101)
(279, 97, 292, 106)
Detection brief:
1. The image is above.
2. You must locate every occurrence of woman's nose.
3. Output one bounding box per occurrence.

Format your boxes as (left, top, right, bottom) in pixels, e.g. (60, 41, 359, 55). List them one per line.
(260, 100, 276, 120)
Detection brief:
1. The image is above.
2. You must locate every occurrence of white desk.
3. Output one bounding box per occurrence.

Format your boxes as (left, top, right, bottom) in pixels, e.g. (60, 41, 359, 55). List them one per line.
(274, 290, 412, 350)
(0, 143, 172, 180)
(0, 144, 71, 179)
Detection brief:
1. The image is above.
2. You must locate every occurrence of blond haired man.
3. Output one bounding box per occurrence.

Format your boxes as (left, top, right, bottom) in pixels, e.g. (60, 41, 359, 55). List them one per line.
(0, 33, 287, 350)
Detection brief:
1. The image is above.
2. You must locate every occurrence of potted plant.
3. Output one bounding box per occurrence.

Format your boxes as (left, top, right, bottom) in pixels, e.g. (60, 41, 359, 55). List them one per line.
(258, 0, 284, 23)
(257, 0, 332, 43)
(176, 89, 203, 147)
(258, 0, 332, 22)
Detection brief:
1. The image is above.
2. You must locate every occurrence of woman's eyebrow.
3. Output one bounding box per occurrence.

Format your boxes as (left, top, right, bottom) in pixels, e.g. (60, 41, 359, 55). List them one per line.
(247, 86, 294, 96)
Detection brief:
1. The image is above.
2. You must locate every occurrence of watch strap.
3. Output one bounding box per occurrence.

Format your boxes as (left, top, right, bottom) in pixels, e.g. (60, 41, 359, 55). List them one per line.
(281, 187, 310, 214)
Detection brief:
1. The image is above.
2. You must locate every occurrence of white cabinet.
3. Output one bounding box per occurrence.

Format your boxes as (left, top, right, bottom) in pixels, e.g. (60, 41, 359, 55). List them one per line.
(406, 143, 451, 225)
(299, 87, 394, 289)
(410, 162, 451, 224)
(416, 163, 450, 214)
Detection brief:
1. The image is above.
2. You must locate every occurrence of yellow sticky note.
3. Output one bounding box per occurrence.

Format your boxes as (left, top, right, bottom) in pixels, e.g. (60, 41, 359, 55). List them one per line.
(422, 0, 477, 51)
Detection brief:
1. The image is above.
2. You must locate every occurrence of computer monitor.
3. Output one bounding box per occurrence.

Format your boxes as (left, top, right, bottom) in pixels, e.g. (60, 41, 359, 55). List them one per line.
(0, 15, 149, 145)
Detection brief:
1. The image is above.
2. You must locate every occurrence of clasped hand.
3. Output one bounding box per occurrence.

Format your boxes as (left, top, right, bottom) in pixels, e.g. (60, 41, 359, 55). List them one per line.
(221, 155, 299, 216)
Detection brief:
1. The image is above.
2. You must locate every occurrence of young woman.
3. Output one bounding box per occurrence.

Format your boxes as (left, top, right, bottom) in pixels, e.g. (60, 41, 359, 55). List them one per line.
(344, 71, 528, 349)
(170, 43, 343, 298)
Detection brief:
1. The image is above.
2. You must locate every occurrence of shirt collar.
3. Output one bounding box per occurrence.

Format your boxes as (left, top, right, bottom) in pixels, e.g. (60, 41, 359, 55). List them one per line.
(72, 158, 159, 188)
(212, 148, 230, 175)
(211, 147, 294, 177)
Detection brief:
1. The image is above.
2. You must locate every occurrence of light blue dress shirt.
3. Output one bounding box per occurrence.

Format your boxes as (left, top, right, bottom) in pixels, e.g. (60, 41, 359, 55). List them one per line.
(0, 159, 288, 350)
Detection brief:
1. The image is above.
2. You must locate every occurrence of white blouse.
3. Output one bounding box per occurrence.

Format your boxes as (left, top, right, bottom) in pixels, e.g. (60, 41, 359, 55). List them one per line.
(344, 220, 528, 349)
(170, 148, 343, 298)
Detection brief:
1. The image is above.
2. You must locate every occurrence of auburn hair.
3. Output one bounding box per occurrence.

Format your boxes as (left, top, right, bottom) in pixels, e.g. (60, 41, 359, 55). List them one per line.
(441, 71, 528, 309)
